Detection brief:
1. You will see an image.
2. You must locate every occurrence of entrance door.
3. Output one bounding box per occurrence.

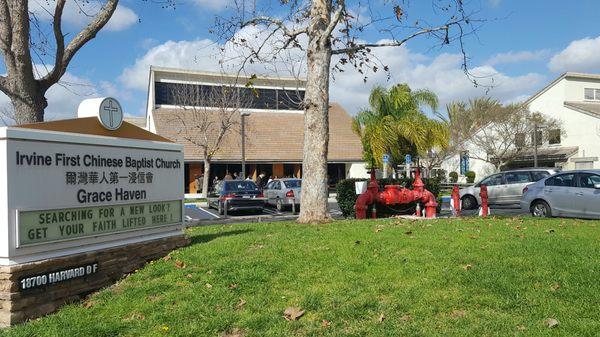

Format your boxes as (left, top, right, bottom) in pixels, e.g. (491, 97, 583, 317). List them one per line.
(503, 171, 532, 204)
(573, 173, 600, 218)
(543, 173, 576, 216)
(477, 173, 504, 204)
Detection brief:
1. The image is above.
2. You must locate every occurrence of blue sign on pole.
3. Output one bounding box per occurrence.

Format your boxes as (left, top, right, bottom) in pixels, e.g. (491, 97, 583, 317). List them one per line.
(460, 151, 469, 175)
(405, 154, 412, 165)
(382, 154, 390, 163)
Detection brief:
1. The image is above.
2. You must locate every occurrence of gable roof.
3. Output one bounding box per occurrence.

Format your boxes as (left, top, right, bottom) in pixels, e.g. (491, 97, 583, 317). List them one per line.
(151, 103, 363, 162)
(124, 117, 146, 128)
(564, 101, 600, 118)
(526, 72, 600, 104)
(15, 117, 172, 142)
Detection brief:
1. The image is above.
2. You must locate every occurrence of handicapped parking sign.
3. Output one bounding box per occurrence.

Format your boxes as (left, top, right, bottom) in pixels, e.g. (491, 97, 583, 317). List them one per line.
(382, 154, 390, 163)
(405, 154, 412, 164)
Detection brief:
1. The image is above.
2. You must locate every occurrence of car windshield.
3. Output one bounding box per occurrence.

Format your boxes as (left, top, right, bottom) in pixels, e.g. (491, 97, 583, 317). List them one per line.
(283, 180, 302, 188)
(225, 181, 258, 191)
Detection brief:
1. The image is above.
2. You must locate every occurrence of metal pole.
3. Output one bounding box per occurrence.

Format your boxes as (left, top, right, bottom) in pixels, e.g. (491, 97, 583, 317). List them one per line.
(533, 123, 538, 167)
(241, 114, 246, 179)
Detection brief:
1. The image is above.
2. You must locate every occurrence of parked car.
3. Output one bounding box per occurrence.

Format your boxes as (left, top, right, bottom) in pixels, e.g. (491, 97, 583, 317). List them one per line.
(208, 180, 265, 215)
(521, 170, 600, 219)
(263, 178, 302, 211)
(459, 168, 559, 210)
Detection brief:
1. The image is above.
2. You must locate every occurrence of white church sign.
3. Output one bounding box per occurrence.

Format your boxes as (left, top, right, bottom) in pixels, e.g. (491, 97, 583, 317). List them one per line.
(0, 98, 189, 326)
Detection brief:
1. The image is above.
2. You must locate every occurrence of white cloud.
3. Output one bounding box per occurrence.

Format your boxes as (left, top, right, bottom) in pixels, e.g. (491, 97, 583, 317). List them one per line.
(29, 1, 138, 32)
(120, 25, 307, 90)
(104, 5, 138, 31)
(0, 71, 100, 123)
(330, 45, 547, 115)
(119, 39, 221, 90)
(485, 50, 549, 66)
(548, 36, 600, 73)
(119, 34, 546, 116)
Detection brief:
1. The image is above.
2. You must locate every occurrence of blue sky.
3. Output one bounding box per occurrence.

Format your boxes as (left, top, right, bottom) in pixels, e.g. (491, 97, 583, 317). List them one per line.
(6, 0, 600, 120)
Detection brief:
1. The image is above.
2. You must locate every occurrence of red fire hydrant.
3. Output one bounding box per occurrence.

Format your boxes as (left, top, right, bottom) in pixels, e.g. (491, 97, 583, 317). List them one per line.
(354, 168, 438, 219)
(479, 184, 489, 217)
(451, 185, 461, 217)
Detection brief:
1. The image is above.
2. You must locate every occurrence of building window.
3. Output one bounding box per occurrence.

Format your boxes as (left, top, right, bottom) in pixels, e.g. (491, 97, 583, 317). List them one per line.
(548, 129, 561, 145)
(531, 130, 543, 146)
(515, 133, 526, 148)
(584, 88, 600, 100)
(154, 82, 305, 110)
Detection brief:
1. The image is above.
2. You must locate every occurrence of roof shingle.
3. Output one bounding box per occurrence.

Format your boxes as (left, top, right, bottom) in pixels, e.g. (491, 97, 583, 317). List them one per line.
(152, 103, 363, 162)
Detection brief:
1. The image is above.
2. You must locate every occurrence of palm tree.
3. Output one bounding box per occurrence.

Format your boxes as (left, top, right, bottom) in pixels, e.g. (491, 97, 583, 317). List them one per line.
(352, 84, 449, 168)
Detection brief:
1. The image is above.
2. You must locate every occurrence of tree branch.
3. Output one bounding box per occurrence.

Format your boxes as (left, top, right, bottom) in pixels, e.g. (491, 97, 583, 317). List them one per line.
(332, 23, 455, 55)
(40, 0, 119, 90)
(49, 0, 66, 85)
(0, 0, 15, 71)
(321, 0, 345, 42)
(241, 16, 307, 39)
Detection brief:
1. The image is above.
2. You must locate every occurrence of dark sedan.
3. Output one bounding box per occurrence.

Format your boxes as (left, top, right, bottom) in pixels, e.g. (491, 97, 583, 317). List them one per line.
(208, 180, 265, 215)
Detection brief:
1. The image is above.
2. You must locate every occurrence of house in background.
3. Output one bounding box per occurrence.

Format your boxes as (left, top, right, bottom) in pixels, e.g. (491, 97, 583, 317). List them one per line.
(128, 66, 367, 196)
(443, 72, 600, 181)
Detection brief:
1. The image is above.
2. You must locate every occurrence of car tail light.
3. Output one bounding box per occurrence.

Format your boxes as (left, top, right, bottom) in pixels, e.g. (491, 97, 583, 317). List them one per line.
(522, 186, 529, 194)
(220, 193, 236, 200)
(286, 190, 295, 198)
(257, 193, 264, 198)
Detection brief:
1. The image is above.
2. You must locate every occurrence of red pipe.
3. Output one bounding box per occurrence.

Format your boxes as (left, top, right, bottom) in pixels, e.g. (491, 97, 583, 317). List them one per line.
(451, 185, 461, 217)
(479, 184, 489, 217)
(354, 168, 437, 219)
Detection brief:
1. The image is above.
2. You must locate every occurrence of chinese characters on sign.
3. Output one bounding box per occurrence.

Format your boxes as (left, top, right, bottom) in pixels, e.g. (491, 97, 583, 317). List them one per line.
(65, 171, 154, 185)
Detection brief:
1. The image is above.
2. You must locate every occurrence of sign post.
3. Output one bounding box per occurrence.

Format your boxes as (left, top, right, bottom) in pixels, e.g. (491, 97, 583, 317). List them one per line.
(405, 154, 412, 177)
(382, 154, 390, 178)
(0, 98, 189, 326)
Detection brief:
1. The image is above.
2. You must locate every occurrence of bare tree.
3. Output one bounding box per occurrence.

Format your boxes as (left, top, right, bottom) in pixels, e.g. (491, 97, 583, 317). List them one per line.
(465, 100, 564, 171)
(0, 103, 16, 126)
(421, 99, 496, 172)
(169, 82, 250, 198)
(217, 0, 480, 223)
(0, 1, 175, 124)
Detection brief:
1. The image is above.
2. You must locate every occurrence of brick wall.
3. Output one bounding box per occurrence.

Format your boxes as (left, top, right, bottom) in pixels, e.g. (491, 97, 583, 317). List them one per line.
(0, 234, 190, 326)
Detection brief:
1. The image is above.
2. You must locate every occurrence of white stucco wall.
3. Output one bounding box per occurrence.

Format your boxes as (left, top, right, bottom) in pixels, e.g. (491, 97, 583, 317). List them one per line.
(529, 76, 600, 169)
(346, 163, 370, 179)
(564, 77, 600, 102)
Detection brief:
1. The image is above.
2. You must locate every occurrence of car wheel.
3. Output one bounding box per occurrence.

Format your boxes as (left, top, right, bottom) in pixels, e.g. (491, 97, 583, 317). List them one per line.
(461, 195, 477, 210)
(531, 200, 551, 218)
(218, 201, 224, 215)
(276, 198, 283, 212)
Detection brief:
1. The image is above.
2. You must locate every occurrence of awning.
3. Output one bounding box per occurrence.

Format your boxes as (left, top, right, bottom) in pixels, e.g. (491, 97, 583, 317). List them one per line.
(508, 146, 578, 164)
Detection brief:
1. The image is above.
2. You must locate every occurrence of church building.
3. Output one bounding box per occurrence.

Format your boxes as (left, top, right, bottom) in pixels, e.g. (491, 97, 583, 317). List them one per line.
(128, 66, 367, 195)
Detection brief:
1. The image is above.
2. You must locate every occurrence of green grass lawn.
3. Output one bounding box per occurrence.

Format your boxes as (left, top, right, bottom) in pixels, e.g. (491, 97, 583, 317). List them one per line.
(3, 217, 599, 336)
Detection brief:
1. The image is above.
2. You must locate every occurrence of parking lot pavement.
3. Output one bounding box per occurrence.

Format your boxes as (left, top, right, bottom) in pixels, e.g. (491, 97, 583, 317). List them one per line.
(454, 205, 528, 217)
(184, 201, 343, 225)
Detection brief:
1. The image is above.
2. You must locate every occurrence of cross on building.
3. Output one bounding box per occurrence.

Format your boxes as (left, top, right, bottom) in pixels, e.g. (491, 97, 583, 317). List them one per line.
(102, 100, 119, 128)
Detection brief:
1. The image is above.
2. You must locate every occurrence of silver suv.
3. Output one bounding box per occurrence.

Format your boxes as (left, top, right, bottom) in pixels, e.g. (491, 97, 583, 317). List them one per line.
(521, 170, 600, 219)
(459, 168, 559, 210)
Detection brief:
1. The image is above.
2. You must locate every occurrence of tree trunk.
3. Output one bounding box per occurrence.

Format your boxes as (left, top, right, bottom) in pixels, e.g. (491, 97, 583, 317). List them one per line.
(9, 86, 47, 124)
(297, 0, 333, 224)
(202, 159, 211, 199)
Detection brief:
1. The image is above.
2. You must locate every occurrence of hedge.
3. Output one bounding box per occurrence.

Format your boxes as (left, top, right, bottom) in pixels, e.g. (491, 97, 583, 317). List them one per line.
(335, 177, 442, 218)
(466, 171, 476, 183)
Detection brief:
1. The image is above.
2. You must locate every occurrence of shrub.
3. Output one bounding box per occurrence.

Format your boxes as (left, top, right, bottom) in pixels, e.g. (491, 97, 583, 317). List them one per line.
(335, 178, 367, 219)
(466, 171, 476, 183)
(449, 171, 459, 183)
(335, 177, 442, 218)
(433, 169, 447, 183)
